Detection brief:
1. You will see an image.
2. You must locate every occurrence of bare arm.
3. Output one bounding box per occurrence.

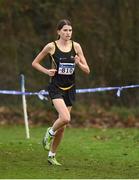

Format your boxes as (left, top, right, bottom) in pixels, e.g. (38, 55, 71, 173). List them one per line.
(74, 42, 90, 74)
(32, 43, 57, 76)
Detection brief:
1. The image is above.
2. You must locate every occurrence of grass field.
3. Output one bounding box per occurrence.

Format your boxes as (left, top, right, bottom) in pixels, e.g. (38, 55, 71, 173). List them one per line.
(0, 125, 139, 179)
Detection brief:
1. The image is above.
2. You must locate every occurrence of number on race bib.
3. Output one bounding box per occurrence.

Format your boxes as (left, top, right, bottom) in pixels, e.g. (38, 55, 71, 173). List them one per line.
(58, 63, 75, 75)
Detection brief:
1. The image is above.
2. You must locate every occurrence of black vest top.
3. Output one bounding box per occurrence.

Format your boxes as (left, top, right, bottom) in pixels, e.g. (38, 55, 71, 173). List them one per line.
(50, 41, 76, 88)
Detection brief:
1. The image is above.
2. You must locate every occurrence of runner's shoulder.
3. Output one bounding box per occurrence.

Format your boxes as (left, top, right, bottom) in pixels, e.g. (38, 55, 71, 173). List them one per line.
(43, 42, 55, 54)
(73, 41, 81, 52)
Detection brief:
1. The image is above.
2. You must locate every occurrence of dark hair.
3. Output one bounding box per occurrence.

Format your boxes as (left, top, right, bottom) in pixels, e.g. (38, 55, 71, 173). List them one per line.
(57, 19, 72, 30)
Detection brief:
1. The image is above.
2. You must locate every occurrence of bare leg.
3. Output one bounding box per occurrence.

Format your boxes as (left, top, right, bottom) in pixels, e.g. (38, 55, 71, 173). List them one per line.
(52, 99, 71, 132)
(50, 126, 65, 153)
(50, 104, 72, 153)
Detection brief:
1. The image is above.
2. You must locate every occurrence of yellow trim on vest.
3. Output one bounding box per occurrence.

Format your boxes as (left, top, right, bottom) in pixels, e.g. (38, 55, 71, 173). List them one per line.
(58, 84, 74, 91)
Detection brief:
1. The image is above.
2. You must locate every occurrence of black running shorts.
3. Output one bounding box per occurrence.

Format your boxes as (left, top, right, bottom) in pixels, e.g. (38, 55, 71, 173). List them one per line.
(47, 83, 76, 107)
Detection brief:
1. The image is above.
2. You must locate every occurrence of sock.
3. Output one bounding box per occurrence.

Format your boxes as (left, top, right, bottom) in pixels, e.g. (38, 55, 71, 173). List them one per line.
(49, 128, 55, 136)
(48, 151, 56, 157)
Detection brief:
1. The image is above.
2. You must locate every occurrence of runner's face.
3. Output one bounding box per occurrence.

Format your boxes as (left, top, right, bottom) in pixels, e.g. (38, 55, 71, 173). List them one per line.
(58, 25, 72, 41)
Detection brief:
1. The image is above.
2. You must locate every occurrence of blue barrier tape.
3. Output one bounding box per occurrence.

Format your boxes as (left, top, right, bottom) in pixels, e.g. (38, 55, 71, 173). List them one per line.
(0, 84, 139, 100)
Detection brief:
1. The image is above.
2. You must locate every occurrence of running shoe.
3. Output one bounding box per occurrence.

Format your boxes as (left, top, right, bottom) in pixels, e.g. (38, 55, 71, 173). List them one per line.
(42, 127, 53, 151)
(48, 156, 61, 166)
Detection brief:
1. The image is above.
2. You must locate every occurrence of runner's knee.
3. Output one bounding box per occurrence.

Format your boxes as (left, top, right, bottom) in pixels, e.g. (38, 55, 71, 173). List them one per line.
(60, 114, 71, 124)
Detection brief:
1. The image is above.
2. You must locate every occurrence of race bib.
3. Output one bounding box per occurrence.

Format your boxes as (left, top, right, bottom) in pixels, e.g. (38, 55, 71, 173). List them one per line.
(58, 63, 75, 75)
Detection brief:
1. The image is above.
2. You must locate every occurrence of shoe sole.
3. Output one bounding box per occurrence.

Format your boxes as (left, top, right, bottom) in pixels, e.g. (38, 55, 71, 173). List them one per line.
(47, 160, 61, 166)
(42, 137, 50, 151)
(42, 127, 52, 151)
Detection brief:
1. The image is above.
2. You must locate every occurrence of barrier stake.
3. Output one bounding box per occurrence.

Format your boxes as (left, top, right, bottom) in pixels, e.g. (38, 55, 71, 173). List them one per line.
(20, 74, 30, 139)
